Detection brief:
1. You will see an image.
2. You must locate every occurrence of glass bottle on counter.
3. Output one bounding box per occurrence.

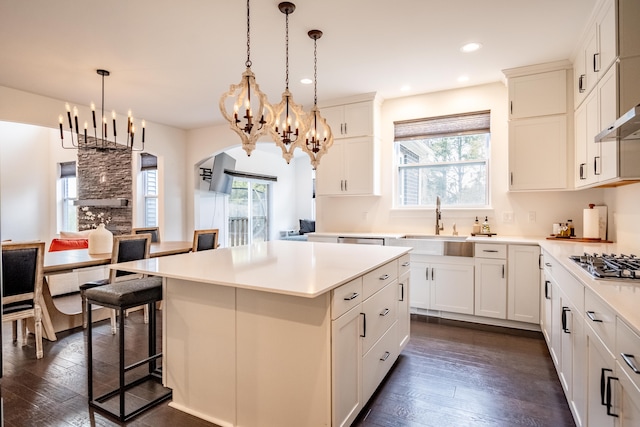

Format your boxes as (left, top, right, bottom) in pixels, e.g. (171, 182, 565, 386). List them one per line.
(473, 217, 481, 234)
(567, 219, 575, 237)
(481, 216, 490, 233)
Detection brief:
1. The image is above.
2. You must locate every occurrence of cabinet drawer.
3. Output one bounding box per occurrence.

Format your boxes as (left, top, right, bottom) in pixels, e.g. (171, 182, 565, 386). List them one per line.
(398, 254, 411, 277)
(332, 277, 363, 320)
(362, 282, 397, 354)
(585, 289, 616, 351)
(362, 321, 397, 404)
(475, 243, 507, 259)
(363, 261, 398, 299)
(616, 318, 640, 390)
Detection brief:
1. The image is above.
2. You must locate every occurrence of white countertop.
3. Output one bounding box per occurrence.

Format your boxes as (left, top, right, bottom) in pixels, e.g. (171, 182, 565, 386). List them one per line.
(539, 239, 640, 337)
(308, 231, 406, 239)
(111, 240, 410, 298)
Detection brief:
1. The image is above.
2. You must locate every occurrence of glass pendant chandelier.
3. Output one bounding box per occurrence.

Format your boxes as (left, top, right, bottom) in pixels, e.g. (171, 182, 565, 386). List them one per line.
(219, 0, 274, 156)
(269, 2, 308, 164)
(301, 30, 334, 170)
(58, 69, 145, 151)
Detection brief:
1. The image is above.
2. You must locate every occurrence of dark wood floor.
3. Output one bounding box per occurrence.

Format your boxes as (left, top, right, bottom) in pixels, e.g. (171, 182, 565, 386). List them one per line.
(1, 311, 575, 427)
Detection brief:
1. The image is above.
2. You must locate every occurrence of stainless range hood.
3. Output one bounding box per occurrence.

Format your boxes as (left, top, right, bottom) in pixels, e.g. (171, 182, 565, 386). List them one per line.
(595, 104, 640, 142)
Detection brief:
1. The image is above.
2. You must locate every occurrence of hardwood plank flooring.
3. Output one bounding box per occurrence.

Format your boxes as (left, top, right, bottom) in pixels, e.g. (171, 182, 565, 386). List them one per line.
(1, 311, 574, 426)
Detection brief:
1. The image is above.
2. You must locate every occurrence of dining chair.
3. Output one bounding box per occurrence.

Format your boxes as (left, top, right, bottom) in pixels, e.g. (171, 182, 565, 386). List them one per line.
(132, 226, 160, 243)
(80, 233, 155, 332)
(192, 229, 219, 252)
(2, 241, 45, 359)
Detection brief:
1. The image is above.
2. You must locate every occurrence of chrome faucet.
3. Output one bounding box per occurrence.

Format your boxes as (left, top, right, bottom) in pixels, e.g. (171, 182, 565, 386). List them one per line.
(435, 196, 444, 235)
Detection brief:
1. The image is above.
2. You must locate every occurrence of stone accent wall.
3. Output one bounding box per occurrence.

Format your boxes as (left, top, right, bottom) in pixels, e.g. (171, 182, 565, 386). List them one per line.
(77, 144, 132, 235)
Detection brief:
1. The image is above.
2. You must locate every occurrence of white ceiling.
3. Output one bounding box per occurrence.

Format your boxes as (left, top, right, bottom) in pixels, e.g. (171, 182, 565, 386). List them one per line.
(1, 0, 597, 130)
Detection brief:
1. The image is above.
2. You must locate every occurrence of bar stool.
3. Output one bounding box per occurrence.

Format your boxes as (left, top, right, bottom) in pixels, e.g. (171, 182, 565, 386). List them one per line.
(85, 276, 171, 421)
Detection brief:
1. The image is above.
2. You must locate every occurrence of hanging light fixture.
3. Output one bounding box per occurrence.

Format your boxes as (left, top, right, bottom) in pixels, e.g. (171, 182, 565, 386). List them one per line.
(269, 2, 308, 164)
(219, 0, 274, 157)
(301, 30, 333, 170)
(58, 69, 145, 151)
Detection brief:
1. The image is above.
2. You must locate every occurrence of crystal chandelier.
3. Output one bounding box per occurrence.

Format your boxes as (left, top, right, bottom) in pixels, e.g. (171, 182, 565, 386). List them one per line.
(219, 0, 274, 157)
(301, 30, 334, 170)
(58, 69, 145, 151)
(270, 2, 308, 164)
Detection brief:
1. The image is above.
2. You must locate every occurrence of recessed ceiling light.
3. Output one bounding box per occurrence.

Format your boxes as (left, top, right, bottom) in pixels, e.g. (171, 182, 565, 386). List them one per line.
(400, 85, 411, 92)
(460, 42, 482, 53)
(457, 75, 470, 83)
(300, 78, 313, 85)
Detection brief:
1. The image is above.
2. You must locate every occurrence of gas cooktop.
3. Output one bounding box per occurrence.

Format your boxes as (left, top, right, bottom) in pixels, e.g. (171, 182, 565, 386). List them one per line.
(570, 253, 640, 280)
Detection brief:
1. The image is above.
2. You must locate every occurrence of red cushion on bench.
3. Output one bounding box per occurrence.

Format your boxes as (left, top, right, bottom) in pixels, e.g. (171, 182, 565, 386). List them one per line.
(48, 238, 89, 252)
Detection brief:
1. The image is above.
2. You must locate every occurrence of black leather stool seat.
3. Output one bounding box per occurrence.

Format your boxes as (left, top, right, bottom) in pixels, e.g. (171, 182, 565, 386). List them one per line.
(85, 276, 162, 308)
(86, 275, 170, 421)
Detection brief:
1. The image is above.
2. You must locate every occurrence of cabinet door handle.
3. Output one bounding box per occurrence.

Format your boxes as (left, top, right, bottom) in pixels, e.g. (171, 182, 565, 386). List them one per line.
(344, 180, 347, 192)
(594, 156, 601, 175)
(510, 101, 513, 115)
(483, 249, 499, 253)
(399, 283, 404, 302)
(343, 292, 359, 301)
(579, 163, 586, 180)
(561, 307, 570, 333)
(621, 353, 640, 374)
(579, 74, 585, 93)
(360, 313, 366, 338)
(344, 122, 348, 135)
(510, 172, 513, 186)
(538, 254, 543, 270)
(379, 274, 390, 281)
(502, 264, 505, 279)
(380, 308, 390, 317)
(545, 262, 552, 267)
(425, 267, 429, 280)
(606, 376, 619, 418)
(432, 268, 434, 281)
(340, 123, 344, 135)
(586, 310, 602, 323)
(380, 351, 390, 362)
(544, 281, 551, 300)
(593, 52, 600, 72)
(401, 261, 410, 267)
(601, 368, 613, 405)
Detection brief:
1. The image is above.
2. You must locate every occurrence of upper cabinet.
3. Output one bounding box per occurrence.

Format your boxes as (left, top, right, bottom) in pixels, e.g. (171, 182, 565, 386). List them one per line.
(315, 93, 382, 196)
(574, 0, 616, 108)
(573, 0, 640, 188)
(503, 62, 572, 191)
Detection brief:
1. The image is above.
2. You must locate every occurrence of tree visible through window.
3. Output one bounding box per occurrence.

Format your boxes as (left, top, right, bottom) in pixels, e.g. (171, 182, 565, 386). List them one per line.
(395, 111, 490, 207)
(60, 161, 77, 232)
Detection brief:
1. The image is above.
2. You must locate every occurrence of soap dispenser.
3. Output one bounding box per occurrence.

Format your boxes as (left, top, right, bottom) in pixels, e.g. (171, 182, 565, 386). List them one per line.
(481, 216, 490, 234)
(473, 217, 481, 234)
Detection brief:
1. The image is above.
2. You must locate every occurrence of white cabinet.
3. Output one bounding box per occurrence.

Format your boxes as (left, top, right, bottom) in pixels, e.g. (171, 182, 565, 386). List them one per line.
(331, 257, 406, 426)
(323, 101, 374, 139)
(316, 94, 381, 196)
(508, 70, 567, 119)
(409, 255, 474, 315)
(507, 244, 540, 324)
(332, 305, 363, 427)
(541, 275, 553, 345)
(315, 137, 379, 196)
(574, 0, 617, 108)
(586, 327, 616, 427)
(474, 243, 507, 319)
(508, 115, 568, 190)
(429, 260, 474, 315)
(504, 62, 570, 191)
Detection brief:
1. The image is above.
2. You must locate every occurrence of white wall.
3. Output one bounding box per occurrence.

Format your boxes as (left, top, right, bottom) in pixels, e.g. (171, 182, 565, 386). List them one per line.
(316, 82, 608, 238)
(0, 86, 188, 242)
(604, 182, 640, 252)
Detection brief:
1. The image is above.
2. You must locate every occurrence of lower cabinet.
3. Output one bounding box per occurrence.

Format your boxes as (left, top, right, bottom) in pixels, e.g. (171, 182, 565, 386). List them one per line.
(586, 327, 616, 427)
(507, 244, 540, 323)
(409, 256, 474, 314)
(331, 254, 409, 427)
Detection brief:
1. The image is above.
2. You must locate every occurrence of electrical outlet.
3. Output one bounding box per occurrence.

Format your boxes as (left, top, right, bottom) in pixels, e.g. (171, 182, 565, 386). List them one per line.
(528, 211, 536, 223)
(503, 211, 514, 223)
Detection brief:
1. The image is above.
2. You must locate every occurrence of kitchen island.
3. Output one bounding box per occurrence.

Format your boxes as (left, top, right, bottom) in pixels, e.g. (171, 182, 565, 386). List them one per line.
(111, 240, 411, 427)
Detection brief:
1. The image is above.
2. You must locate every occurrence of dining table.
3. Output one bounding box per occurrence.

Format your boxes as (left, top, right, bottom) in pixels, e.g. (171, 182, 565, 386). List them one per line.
(40, 241, 193, 341)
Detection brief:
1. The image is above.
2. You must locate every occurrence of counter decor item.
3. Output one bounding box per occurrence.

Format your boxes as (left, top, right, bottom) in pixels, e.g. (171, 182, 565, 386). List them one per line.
(88, 223, 113, 254)
(583, 204, 600, 240)
(473, 217, 481, 234)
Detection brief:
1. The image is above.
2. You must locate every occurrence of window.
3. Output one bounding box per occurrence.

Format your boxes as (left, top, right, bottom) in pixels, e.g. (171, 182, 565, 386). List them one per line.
(394, 110, 490, 208)
(140, 153, 158, 227)
(59, 161, 77, 231)
(228, 178, 271, 247)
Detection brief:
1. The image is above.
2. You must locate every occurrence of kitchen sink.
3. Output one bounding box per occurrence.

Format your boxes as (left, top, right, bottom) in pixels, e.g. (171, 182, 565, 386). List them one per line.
(386, 235, 474, 257)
